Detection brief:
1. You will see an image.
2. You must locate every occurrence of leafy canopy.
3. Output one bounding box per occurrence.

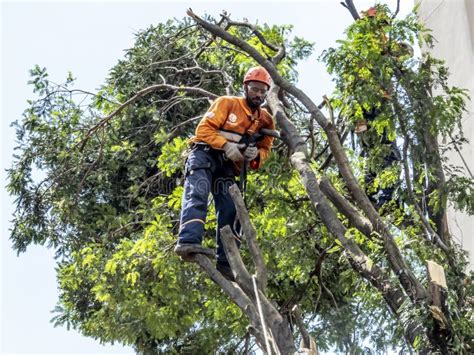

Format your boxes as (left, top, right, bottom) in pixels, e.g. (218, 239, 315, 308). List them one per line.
(8, 7, 473, 354)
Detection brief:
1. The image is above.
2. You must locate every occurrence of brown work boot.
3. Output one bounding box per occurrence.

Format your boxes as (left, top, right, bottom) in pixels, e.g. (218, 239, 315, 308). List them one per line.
(174, 243, 214, 261)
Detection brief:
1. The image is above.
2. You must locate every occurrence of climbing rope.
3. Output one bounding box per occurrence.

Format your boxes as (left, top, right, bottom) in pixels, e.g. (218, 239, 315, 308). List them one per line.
(252, 274, 280, 354)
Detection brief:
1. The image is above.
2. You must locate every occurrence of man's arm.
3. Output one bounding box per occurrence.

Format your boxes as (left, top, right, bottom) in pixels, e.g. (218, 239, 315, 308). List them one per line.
(194, 97, 230, 149)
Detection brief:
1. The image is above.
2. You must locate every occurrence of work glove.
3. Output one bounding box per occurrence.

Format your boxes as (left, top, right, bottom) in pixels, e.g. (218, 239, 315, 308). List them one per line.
(243, 146, 259, 161)
(223, 142, 245, 162)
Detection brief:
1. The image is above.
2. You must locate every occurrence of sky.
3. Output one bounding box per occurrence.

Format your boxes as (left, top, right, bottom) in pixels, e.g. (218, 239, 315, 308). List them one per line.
(1, 1, 413, 353)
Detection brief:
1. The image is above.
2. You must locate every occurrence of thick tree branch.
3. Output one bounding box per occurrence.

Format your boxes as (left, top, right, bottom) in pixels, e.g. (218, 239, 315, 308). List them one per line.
(190, 253, 267, 347)
(393, 66, 451, 245)
(228, 184, 268, 291)
(221, 227, 285, 325)
(293, 307, 311, 349)
(340, 0, 360, 20)
(265, 86, 429, 347)
(319, 177, 373, 236)
(191, 255, 260, 319)
(219, 226, 296, 354)
(221, 226, 255, 294)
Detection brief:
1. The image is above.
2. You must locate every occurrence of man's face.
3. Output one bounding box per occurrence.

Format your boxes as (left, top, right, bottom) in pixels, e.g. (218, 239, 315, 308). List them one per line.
(244, 81, 269, 108)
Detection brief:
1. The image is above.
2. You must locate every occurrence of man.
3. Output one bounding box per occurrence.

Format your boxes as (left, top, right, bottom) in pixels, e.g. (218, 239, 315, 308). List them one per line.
(174, 66, 275, 281)
(353, 6, 407, 209)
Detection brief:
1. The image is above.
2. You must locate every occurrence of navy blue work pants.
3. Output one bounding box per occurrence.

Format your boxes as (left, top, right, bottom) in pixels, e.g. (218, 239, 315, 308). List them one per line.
(178, 146, 240, 265)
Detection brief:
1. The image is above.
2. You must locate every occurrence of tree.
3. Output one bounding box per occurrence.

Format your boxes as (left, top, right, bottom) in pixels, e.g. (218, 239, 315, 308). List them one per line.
(7, 2, 473, 354)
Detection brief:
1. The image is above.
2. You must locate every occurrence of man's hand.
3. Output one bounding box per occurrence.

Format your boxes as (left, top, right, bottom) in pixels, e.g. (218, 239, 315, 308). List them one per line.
(244, 146, 259, 161)
(223, 142, 245, 162)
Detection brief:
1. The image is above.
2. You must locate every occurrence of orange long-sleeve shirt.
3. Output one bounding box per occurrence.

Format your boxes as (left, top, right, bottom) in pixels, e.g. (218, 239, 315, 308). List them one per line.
(189, 96, 275, 168)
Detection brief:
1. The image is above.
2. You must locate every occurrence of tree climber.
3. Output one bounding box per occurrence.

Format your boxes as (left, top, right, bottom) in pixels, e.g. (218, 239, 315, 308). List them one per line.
(353, 6, 408, 209)
(174, 66, 275, 281)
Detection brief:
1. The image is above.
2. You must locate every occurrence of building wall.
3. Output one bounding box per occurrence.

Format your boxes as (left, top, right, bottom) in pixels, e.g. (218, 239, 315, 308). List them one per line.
(417, 0, 474, 269)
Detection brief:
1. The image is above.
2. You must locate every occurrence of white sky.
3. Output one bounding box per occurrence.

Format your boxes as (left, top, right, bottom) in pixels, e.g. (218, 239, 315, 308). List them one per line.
(1, 1, 413, 353)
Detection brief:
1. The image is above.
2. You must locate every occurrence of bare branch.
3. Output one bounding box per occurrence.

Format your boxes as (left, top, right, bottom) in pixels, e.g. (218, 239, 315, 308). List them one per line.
(194, 13, 228, 59)
(138, 52, 194, 71)
(340, 0, 360, 20)
(448, 132, 474, 178)
(37, 86, 118, 106)
(167, 115, 203, 137)
(158, 64, 228, 77)
(78, 84, 218, 151)
(220, 13, 280, 52)
(392, 0, 401, 19)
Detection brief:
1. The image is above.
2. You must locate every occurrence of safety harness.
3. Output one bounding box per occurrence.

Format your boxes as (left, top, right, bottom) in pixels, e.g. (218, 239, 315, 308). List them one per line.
(187, 111, 280, 194)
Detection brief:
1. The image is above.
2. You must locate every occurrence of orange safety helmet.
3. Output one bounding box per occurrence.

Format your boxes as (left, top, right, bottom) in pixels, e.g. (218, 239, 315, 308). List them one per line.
(365, 7, 377, 17)
(243, 66, 272, 88)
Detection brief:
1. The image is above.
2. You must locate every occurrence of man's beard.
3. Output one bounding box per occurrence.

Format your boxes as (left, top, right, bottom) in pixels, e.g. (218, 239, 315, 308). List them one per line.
(245, 94, 262, 109)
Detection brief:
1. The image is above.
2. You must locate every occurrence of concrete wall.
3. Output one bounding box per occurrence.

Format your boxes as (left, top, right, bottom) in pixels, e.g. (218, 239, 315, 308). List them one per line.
(417, 0, 474, 269)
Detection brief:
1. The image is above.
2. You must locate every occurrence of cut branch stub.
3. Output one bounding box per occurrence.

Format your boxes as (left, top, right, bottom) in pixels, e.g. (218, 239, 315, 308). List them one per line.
(189, 253, 266, 346)
(228, 184, 268, 291)
(220, 226, 254, 292)
(219, 224, 296, 353)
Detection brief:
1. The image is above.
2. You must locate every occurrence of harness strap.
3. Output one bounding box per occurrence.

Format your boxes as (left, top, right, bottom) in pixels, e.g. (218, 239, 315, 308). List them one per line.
(185, 161, 212, 176)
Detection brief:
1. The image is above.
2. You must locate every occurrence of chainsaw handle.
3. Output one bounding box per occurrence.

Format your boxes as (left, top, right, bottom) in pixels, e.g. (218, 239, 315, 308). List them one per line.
(259, 128, 281, 139)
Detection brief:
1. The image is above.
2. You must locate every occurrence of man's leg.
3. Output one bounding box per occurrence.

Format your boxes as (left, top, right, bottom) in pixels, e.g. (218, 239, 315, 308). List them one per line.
(176, 149, 213, 259)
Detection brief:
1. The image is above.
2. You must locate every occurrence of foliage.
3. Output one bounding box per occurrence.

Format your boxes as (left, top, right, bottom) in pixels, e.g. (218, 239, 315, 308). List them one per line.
(322, 5, 472, 219)
(7, 5, 473, 354)
(320, 4, 473, 352)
